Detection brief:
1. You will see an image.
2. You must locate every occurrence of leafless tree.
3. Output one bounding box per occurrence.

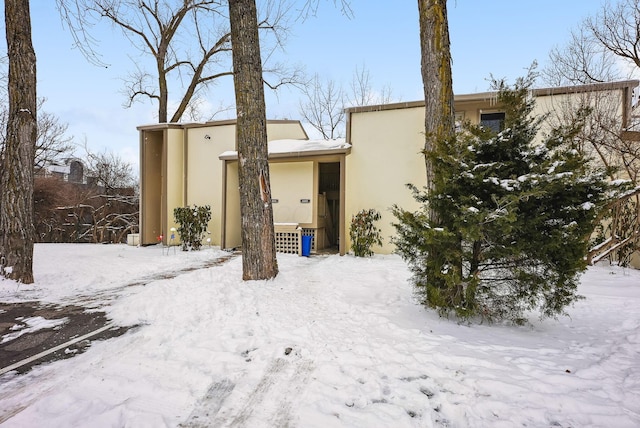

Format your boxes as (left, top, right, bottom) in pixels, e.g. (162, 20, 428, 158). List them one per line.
(82, 145, 136, 192)
(1, 0, 37, 283)
(180, 95, 235, 122)
(541, 0, 640, 265)
(34, 102, 75, 173)
(298, 73, 345, 139)
(33, 145, 138, 244)
(579, 95, 639, 266)
(298, 65, 395, 139)
(542, 27, 626, 86)
(541, 83, 640, 265)
(1, 99, 75, 173)
(580, 97, 640, 266)
(585, 0, 640, 71)
(347, 63, 394, 107)
(297, 0, 352, 19)
(57, 0, 299, 123)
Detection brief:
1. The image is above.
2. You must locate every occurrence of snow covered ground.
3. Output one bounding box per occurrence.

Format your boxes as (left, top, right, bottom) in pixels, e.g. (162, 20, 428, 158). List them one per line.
(0, 243, 639, 427)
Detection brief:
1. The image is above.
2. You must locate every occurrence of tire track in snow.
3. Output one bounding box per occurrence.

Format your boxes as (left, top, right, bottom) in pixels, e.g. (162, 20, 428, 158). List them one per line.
(180, 379, 236, 427)
(197, 355, 314, 428)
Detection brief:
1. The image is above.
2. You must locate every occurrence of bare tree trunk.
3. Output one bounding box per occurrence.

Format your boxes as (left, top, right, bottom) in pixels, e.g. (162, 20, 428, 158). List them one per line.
(1, 0, 37, 283)
(228, 0, 278, 280)
(419, 0, 455, 204)
(418, 0, 456, 284)
(158, 58, 169, 123)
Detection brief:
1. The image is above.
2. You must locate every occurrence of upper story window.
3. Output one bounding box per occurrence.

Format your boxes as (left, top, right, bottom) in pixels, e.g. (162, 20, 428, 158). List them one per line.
(480, 112, 505, 133)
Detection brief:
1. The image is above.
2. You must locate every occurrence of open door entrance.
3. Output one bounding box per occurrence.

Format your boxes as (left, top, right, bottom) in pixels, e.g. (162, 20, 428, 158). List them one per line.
(319, 162, 340, 249)
(140, 130, 164, 245)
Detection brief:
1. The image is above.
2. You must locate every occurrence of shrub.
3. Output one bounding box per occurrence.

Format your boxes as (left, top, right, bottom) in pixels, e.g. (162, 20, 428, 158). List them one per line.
(350, 209, 383, 257)
(392, 74, 620, 323)
(173, 205, 211, 251)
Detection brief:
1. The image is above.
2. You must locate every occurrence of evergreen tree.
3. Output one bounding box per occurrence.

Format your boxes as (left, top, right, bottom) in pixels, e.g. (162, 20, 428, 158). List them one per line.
(393, 74, 624, 323)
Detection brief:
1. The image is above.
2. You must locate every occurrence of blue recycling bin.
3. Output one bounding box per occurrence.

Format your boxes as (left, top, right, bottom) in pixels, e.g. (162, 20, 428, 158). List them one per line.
(301, 235, 312, 257)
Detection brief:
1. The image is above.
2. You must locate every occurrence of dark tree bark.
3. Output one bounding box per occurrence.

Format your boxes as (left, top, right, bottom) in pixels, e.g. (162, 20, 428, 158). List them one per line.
(418, 0, 456, 284)
(418, 0, 455, 200)
(1, 0, 37, 283)
(228, 0, 278, 280)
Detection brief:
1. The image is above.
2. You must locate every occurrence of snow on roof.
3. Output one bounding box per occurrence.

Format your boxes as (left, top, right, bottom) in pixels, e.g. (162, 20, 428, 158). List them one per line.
(219, 138, 351, 160)
(46, 164, 71, 174)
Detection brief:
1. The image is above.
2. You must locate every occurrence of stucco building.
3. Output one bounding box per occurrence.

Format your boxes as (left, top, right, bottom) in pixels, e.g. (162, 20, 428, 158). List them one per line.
(138, 80, 639, 260)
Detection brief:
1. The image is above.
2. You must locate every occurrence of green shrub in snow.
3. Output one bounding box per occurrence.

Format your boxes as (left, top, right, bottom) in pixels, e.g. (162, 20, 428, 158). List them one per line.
(392, 72, 626, 323)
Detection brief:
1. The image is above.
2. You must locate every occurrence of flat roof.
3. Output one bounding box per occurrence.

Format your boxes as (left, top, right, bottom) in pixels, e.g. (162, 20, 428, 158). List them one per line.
(136, 119, 304, 131)
(219, 139, 352, 160)
(344, 80, 640, 115)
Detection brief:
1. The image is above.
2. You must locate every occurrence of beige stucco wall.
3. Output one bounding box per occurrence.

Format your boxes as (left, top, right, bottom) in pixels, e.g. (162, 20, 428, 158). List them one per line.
(346, 106, 427, 254)
(345, 84, 634, 259)
(156, 120, 307, 248)
(270, 161, 314, 224)
(186, 124, 236, 246)
(266, 121, 309, 141)
(182, 121, 308, 247)
(532, 89, 624, 143)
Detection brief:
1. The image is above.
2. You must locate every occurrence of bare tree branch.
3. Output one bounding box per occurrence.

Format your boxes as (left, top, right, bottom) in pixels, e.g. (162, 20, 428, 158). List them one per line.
(542, 27, 625, 86)
(80, 143, 135, 192)
(59, 0, 299, 123)
(298, 0, 353, 20)
(298, 64, 397, 139)
(298, 73, 345, 139)
(585, 0, 640, 69)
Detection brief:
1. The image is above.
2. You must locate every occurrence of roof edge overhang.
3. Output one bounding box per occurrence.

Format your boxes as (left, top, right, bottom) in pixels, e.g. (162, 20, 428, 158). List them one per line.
(344, 80, 640, 115)
(532, 79, 639, 97)
(136, 123, 185, 131)
(136, 119, 305, 131)
(219, 147, 351, 161)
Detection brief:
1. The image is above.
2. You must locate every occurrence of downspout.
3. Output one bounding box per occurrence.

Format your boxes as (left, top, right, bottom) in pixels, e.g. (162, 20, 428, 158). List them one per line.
(220, 159, 228, 250)
(340, 108, 353, 256)
(339, 153, 346, 256)
(139, 130, 145, 244)
(345, 108, 353, 146)
(183, 127, 188, 206)
(161, 130, 168, 245)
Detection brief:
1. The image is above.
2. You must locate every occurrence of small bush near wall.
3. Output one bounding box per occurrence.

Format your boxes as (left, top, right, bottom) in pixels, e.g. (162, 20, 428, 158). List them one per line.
(173, 205, 211, 251)
(350, 209, 383, 257)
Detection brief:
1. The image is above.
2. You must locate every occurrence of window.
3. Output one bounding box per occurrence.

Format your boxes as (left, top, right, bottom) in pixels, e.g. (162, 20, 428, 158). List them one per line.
(480, 112, 505, 133)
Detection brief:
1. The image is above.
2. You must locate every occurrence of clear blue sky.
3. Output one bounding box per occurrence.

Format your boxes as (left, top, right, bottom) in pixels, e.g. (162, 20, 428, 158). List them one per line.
(3, 1, 609, 172)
